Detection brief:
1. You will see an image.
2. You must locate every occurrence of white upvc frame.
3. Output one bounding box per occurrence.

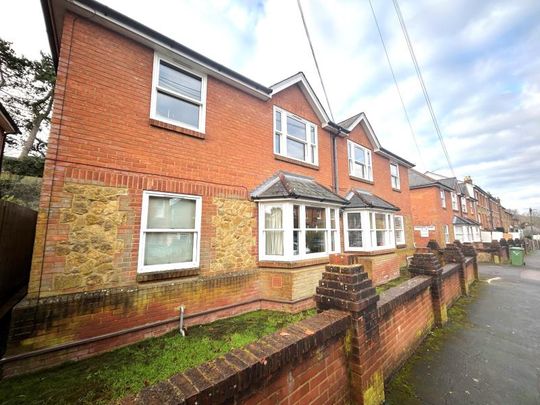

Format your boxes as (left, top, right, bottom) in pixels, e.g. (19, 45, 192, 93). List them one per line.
(394, 215, 405, 245)
(461, 196, 468, 213)
(451, 192, 458, 211)
(444, 224, 450, 244)
(390, 162, 400, 190)
(454, 225, 464, 242)
(258, 200, 340, 261)
(440, 189, 446, 208)
(347, 140, 373, 181)
(344, 210, 396, 252)
(150, 53, 208, 133)
(138, 191, 202, 273)
(273, 106, 318, 165)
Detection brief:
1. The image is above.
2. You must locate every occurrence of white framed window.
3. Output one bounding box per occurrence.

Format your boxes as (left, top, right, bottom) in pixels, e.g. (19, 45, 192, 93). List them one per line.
(259, 202, 340, 261)
(390, 163, 400, 190)
(150, 54, 207, 132)
(344, 211, 395, 251)
(440, 189, 446, 208)
(348, 140, 373, 181)
(444, 225, 450, 244)
(138, 191, 202, 273)
(461, 197, 467, 213)
(394, 215, 405, 245)
(454, 225, 464, 242)
(451, 192, 458, 210)
(273, 106, 318, 165)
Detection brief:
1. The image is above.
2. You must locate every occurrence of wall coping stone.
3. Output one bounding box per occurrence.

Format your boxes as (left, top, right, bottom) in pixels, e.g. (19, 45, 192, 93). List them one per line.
(441, 263, 461, 279)
(377, 276, 432, 317)
(127, 309, 351, 404)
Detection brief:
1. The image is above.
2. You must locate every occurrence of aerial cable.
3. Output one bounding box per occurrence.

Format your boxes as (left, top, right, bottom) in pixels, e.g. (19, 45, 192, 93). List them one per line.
(297, 0, 335, 121)
(368, 0, 426, 169)
(392, 0, 455, 176)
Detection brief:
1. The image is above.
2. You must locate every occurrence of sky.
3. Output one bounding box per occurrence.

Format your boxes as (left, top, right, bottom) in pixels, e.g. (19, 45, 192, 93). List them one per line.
(1, 0, 539, 212)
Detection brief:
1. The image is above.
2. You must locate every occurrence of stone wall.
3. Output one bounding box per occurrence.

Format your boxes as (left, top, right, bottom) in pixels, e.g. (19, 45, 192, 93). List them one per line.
(210, 197, 256, 273)
(54, 183, 129, 292)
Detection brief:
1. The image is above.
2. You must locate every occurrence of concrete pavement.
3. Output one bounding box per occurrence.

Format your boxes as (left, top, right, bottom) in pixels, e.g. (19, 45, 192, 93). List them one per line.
(386, 251, 540, 404)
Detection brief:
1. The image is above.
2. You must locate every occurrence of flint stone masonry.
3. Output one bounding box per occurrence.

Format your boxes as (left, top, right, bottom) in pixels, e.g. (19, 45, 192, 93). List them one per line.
(210, 197, 257, 273)
(54, 183, 129, 292)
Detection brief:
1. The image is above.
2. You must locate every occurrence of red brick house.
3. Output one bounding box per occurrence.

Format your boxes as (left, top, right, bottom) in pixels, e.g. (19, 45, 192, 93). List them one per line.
(409, 171, 481, 247)
(0, 102, 19, 171)
(2, 0, 414, 374)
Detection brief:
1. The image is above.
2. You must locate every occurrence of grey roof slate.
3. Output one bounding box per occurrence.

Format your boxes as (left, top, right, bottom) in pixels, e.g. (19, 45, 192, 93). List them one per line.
(338, 113, 363, 129)
(453, 215, 480, 226)
(346, 189, 400, 211)
(251, 172, 348, 204)
(409, 169, 438, 188)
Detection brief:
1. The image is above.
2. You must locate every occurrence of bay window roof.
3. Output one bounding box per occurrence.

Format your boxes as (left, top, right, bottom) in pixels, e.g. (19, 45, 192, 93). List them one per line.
(345, 189, 400, 211)
(251, 172, 348, 205)
(453, 215, 480, 226)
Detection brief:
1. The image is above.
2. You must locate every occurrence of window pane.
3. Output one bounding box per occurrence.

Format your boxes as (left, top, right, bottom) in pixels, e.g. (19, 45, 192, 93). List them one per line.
(265, 230, 284, 255)
(293, 205, 299, 228)
(159, 61, 201, 100)
(331, 231, 336, 251)
(330, 209, 336, 229)
(376, 230, 385, 246)
(305, 207, 326, 228)
(354, 147, 366, 164)
(311, 145, 316, 164)
(390, 164, 398, 176)
(144, 232, 194, 265)
(375, 213, 385, 230)
(156, 91, 199, 127)
(306, 230, 325, 253)
(310, 126, 316, 143)
(274, 133, 281, 154)
(347, 213, 361, 229)
(264, 206, 283, 229)
(293, 230, 299, 255)
(287, 138, 306, 160)
(348, 230, 362, 247)
(275, 110, 282, 132)
(147, 197, 196, 229)
(394, 216, 403, 230)
(287, 116, 306, 140)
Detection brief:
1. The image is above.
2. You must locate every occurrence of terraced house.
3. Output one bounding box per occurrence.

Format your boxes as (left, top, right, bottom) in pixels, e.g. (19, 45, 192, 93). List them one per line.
(409, 171, 481, 247)
(3, 0, 415, 374)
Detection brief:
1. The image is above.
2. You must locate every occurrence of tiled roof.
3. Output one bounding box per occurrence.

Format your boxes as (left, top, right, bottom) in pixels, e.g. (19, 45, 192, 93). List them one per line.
(338, 113, 363, 129)
(346, 189, 400, 211)
(409, 169, 438, 188)
(453, 215, 480, 226)
(251, 172, 348, 205)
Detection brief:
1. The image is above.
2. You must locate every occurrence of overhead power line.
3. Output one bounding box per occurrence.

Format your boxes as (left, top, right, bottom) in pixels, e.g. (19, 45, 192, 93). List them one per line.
(391, 0, 455, 176)
(297, 0, 335, 121)
(367, 0, 426, 169)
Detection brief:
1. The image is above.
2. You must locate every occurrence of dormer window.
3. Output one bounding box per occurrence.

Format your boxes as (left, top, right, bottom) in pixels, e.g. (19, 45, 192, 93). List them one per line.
(273, 106, 318, 165)
(151, 55, 207, 132)
(348, 140, 373, 181)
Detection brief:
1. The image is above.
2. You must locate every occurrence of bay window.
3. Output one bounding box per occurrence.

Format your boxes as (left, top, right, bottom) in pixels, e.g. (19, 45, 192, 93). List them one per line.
(390, 163, 400, 190)
(394, 215, 405, 245)
(344, 211, 396, 251)
(348, 141, 373, 181)
(138, 191, 202, 273)
(259, 202, 340, 261)
(454, 225, 464, 242)
(151, 55, 207, 132)
(274, 107, 318, 165)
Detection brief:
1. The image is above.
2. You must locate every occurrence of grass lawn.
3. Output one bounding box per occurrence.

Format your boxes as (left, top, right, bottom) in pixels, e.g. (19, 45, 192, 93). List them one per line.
(376, 267, 411, 294)
(0, 309, 315, 404)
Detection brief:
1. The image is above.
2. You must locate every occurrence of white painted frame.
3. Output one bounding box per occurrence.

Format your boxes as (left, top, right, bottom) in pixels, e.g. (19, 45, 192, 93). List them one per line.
(138, 190, 202, 273)
(258, 201, 340, 262)
(394, 215, 405, 244)
(451, 192, 458, 211)
(344, 210, 396, 252)
(390, 162, 400, 190)
(440, 189, 447, 208)
(273, 106, 318, 166)
(150, 53, 208, 133)
(347, 140, 373, 181)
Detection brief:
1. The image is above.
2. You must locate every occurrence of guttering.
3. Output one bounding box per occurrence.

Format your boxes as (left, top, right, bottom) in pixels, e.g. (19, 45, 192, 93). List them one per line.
(43, 0, 272, 100)
(377, 147, 415, 168)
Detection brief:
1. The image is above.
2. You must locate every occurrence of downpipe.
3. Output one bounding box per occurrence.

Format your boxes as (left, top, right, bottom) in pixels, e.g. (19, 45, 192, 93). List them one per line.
(179, 305, 186, 337)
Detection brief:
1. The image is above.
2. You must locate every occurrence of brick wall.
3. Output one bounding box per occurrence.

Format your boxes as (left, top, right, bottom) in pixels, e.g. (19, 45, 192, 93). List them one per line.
(441, 266, 462, 308)
(410, 187, 454, 247)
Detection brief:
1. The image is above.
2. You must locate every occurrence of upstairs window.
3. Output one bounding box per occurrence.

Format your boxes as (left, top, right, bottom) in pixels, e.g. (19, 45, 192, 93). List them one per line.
(461, 197, 467, 213)
(440, 189, 446, 208)
(451, 192, 458, 210)
(394, 215, 405, 245)
(151, 55, 207, 132)
(348, 140, 373, 181)
(390, 163, 400, 190)
(274, 107, 318, 165)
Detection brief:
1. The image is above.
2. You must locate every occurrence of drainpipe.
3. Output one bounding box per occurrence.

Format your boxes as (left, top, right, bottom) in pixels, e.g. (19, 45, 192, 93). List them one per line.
(331, 130, 340, 194)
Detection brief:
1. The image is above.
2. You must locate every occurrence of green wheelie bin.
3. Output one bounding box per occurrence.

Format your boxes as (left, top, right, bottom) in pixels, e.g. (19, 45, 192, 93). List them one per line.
(510, 247, 525, 266)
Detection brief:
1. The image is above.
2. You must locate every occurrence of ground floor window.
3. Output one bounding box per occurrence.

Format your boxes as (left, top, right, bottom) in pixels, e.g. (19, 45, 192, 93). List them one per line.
(454, 225, 480, 243)
(444, 225, 450, 244)
(138, 191, 202, 273)
(394, 215, 405, 245)
(259, 202, 340, 261)
(344, 210, 396, 251)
